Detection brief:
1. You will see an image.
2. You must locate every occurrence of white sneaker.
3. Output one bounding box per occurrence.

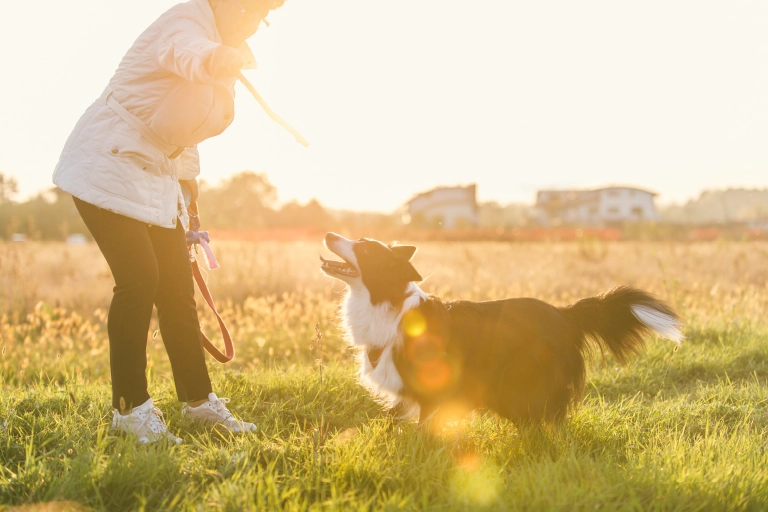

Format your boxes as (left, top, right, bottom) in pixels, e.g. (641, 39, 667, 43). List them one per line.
(181, 393, 257, 433)
(111, 398, 182, 445)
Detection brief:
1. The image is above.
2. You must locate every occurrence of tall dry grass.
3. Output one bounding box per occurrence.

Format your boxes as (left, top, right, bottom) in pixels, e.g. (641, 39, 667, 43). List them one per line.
(2, 239, 766, 315)
(1, 240, 766, 387)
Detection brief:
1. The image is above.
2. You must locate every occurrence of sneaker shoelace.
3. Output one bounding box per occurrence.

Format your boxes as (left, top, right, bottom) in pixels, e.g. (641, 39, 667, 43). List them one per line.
(211, 397, 235, 423)
(136, 407, 168, 434)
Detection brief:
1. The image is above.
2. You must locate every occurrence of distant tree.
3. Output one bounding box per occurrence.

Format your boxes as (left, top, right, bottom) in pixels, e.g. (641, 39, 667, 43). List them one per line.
(0, 173, 18, 204)
(0, 186, 89, 240)
(274, 199, 336, 229)
(406, 211, 428, 229)
(328, 209, 402, 231)
(454, 216, 473, 229)
(477, 201, 534, 229)
(198, 171, 278, 229)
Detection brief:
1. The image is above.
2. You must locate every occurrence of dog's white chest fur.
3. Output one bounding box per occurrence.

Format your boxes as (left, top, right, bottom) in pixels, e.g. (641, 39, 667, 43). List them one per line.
(340, 282, 427, 404)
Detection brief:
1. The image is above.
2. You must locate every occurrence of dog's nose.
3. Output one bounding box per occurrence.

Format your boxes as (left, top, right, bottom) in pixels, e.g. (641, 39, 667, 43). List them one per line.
(325, 232, 342, 244)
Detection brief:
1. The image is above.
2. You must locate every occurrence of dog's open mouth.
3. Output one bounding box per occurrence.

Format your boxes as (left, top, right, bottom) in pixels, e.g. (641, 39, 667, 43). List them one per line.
(320, 255, 359, 277)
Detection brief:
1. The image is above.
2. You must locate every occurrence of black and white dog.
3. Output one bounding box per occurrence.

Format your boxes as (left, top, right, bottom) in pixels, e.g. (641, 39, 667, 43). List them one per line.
(321, 233, 683, 425)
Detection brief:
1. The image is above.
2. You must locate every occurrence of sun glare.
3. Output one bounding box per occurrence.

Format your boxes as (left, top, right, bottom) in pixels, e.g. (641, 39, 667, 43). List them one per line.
(451, 455, 503, 507)
(402, 309, 427, 337)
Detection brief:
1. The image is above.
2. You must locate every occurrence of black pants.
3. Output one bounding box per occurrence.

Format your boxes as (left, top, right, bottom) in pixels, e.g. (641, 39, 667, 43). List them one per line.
(74, 197, 212, 410)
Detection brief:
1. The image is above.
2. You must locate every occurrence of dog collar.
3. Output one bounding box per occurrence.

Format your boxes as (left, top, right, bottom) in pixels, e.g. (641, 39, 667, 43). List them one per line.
(367, 347, 384, 369)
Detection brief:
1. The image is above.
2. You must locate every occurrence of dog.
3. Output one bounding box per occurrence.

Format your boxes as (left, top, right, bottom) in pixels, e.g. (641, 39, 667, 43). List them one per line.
(320, 232, 683, 425)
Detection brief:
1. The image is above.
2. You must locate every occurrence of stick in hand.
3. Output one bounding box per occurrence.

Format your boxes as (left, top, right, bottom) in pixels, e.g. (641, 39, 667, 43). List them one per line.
(237, 71, 310, 148)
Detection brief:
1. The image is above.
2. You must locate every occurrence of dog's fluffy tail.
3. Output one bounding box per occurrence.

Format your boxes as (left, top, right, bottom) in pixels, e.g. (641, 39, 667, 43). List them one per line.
(560, 286, 683, 365)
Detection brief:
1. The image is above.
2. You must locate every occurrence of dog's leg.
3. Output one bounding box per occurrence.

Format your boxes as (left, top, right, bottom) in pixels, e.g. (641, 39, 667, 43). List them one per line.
(417, 404, 440, 430)
(386, 402, 406, 419)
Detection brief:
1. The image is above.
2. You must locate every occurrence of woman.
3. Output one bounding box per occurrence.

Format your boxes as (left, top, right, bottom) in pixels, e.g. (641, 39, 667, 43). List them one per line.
(53, 0, 286, 444)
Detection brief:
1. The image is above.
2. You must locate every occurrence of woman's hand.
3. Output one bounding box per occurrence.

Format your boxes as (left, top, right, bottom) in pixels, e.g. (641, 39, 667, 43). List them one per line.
(206, 45, 246, 78)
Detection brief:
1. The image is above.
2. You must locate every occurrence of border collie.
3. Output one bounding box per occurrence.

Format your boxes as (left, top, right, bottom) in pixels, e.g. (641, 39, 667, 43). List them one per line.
(320, 233, 683, 425)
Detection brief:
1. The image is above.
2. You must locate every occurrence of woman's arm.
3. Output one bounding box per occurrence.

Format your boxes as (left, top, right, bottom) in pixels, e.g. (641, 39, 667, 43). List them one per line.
(180, 178, 199, 209)
(178, 148, 201, 226)
(180, 177, 200, 231)
(157, 19, 244, 84)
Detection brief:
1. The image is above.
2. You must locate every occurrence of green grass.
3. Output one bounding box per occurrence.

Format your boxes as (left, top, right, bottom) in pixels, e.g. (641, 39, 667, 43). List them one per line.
(2, 240, 768, 510)
(2, 325, 768, 511)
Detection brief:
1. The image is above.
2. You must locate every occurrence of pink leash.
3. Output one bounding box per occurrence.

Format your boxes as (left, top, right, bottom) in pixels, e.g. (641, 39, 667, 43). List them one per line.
(187, 229, 234, 363)
(197, 237, 219, 270)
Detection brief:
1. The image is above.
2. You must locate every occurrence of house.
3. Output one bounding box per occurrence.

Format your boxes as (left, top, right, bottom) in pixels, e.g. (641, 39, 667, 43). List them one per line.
(659, 189, 768, 225)
(536, 186, 660, 226)
(404, 184, 478, 229)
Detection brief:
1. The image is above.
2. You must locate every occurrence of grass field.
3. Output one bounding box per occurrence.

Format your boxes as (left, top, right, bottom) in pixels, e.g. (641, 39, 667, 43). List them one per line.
(1, 240, 768, 511)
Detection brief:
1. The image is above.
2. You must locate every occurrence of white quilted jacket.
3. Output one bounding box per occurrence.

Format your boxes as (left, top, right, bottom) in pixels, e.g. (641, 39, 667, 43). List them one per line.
(53, 0, 253, 228)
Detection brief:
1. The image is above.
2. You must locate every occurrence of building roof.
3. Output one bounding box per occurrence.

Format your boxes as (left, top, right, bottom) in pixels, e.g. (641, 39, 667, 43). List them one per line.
(405, 184, 477, 206)
(593, 186, 658, 196)
(537, 185, 658, 206)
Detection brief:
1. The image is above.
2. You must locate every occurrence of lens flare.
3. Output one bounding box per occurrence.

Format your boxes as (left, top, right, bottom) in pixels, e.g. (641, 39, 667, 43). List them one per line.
(402, 309, 427, 337)
(417, 359, 452, 391)
(405, 333, 444, 363)
(451, 456, 503, 507)
(457, 451, 481, 472)
(428, 400, 472, 436)
(405, 332, 463, 397)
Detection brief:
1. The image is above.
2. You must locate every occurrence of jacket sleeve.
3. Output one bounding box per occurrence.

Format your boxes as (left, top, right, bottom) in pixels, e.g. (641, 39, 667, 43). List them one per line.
(156, 19, 220, 84)
(176, 146, 201, 180)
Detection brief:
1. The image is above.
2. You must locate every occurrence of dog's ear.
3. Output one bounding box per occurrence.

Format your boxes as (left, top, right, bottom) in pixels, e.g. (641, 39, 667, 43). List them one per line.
(401, 262, 423, 282)
(392, 245, 418, 261)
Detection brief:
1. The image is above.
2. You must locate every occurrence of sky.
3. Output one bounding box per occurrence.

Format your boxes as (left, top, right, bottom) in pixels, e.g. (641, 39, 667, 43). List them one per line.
(1, 0, 768, 212)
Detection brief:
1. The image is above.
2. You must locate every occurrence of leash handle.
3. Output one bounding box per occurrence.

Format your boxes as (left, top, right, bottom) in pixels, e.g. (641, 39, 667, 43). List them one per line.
(198, 236, 219, 270)
(182, 182, 231, 361)
(187, 224, 233, 363)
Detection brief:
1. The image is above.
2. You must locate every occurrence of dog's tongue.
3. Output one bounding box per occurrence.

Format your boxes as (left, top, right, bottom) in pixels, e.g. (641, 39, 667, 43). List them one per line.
(320, 255, 346, 267)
